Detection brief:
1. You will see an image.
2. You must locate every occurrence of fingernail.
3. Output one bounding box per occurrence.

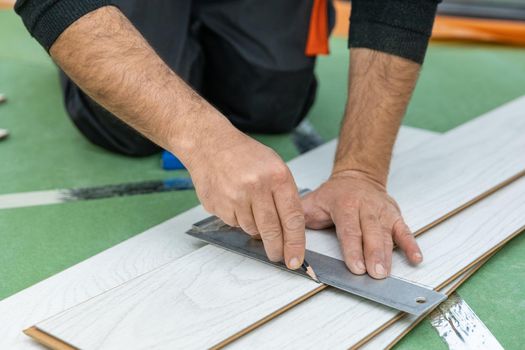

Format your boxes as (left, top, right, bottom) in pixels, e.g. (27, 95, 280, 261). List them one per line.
(289, 257, 301, 269)
(356, 260, 366, 272)
(375, 263, 386, 277)
(414, 252, 423, 262)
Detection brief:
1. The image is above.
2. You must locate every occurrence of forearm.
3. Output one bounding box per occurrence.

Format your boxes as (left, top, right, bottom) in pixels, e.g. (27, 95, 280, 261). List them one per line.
(333, 48, 421, 185)
(49, 6, 235, 166)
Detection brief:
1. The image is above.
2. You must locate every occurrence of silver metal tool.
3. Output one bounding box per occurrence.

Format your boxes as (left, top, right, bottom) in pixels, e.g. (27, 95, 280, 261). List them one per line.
(187, 216, 447, 316)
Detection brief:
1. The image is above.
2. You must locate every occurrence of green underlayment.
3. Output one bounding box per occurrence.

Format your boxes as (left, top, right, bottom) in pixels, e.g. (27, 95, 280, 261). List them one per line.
(0, 9, 524, 349)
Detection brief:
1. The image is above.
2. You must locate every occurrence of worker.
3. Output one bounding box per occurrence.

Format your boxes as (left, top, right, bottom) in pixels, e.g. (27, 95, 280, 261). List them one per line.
(15, 0, 439, 279)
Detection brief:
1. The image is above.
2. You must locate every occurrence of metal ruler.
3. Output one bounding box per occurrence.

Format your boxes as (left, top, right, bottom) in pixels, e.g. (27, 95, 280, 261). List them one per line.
(186, 216, 446, 316)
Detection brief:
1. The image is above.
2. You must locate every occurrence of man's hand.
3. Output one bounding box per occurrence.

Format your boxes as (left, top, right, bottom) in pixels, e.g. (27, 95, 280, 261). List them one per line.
(187, 131, 306, 269)
(48, 6, 305, 269)
(302, 170, 422, 279)
(311, 48, 424, 278)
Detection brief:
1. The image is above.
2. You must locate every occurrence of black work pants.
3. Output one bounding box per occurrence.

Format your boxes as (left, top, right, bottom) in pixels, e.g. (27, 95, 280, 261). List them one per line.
(60, 0, 334, 156)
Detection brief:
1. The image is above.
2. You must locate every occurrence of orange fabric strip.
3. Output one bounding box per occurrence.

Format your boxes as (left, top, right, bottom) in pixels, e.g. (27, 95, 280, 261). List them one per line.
(432, 16, 525, 46)
(306, 0, 330, 56)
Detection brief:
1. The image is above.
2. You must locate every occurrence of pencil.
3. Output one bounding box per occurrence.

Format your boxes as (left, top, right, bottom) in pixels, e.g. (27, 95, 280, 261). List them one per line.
(301, 260, 320, 283)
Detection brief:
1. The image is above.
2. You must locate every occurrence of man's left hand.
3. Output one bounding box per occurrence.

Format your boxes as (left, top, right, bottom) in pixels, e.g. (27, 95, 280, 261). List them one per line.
(301, 170, 423, 279)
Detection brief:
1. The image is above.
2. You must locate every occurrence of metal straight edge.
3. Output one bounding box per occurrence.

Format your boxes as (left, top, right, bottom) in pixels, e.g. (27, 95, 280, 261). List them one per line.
(430, 292, 504, 350)
(306, 251, 446, 316)
(0, 178, 194, 210)
(187, 216, 446, 316)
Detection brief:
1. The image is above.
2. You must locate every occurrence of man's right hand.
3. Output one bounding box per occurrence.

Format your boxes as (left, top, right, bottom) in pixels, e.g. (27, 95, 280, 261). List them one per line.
(186, 130, 306, 270)
(46, 6, 305, 269)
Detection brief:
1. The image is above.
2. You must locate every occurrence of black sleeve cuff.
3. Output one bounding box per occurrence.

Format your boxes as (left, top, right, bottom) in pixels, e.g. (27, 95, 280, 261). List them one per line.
(348, 0, 440, 64)
(15, 0, 111, 51)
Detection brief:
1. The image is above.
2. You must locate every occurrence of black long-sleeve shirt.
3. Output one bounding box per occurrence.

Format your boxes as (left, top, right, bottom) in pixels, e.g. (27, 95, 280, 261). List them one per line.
(14, 0, 439, 64)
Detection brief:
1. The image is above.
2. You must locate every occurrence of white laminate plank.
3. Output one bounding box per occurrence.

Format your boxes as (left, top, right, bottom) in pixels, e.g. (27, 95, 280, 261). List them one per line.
(0, 126, 435, 349)
(288, 125, 438, 190)
(0, 206, 207, 349)
(37, 245, 319, 349)
(229, 176, 525, 350)
(37, 176, 525, 350)
(389, 98, 525, 231)
(32, 94, 525, 348)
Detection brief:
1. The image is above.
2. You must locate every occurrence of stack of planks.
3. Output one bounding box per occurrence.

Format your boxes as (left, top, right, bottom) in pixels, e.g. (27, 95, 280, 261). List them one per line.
(2, 97, 525, 349)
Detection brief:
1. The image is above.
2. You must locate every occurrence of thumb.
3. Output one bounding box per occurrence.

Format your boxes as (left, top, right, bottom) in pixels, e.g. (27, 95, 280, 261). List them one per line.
(301, 192, 332, 229)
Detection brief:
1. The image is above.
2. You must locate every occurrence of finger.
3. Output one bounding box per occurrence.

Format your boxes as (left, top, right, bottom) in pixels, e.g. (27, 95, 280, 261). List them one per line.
(274, 185, 305, 270)
(360, 210, 387, 279)
(383, 233, 394, 274)
(216, 210, 238, 228)
(393, 219, 423, 264)
(235, 204, 259, 237)
(333, 208, 366, 275)
(302, 193, 333, 229)
(252, 193, 284, 262)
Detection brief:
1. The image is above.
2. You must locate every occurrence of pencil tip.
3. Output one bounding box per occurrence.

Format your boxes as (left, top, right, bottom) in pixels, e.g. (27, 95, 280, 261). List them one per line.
(306, 266, 320, 283)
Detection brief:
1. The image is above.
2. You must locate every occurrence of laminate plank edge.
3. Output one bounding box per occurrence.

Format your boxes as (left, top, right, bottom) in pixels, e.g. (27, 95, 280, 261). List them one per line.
(23, 327, 77, 350)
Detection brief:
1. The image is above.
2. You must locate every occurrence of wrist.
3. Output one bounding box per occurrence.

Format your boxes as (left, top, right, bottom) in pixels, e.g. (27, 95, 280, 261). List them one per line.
(331, 165, 388, 188)
(168, 110, 241, 172)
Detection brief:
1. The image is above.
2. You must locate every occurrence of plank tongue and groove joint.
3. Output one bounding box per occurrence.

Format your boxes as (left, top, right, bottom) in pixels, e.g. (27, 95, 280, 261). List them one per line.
(21, 96, 525, 350)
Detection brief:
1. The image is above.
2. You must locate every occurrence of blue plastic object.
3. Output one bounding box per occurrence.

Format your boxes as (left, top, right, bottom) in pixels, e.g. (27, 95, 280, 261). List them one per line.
(161, 150, 186, 170)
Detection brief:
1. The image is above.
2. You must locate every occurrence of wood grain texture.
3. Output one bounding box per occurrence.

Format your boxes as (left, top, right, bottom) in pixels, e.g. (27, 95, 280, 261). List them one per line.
(287, 125, 438, 191)
(228, 177, 525, 349)
(0, 126, 433, 349)
(0, 206, 207, 349)
(37, 245, 320, 349)
(29, 97, 525, 349)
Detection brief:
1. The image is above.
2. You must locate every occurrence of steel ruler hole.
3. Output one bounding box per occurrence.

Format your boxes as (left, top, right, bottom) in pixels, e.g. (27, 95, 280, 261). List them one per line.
(415, 296, 427, 304)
